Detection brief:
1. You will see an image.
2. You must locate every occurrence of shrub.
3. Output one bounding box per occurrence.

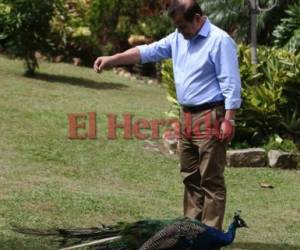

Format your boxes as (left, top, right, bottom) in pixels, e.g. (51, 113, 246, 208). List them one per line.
(0, 0, 60, 76)
(263, 134, 298, 152)
(161, 60, 179, 118)
(273, 1, 300, 54)
(88, 0, 141, 55)
(0, 3, 11, 40)
(236, 45, 300, 146)
(131, 14, 173, 41)
(88, 0, 173, 56)
(50, 0, 96, 64)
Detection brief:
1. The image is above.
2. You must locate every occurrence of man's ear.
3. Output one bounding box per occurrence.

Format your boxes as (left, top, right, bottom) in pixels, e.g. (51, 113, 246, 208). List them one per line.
(194, 14, 202, 24)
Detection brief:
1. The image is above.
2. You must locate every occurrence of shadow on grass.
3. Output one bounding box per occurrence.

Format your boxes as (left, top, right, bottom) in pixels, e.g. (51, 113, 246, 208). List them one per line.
(1, 237, 57, 250)
(4, 239, 300, 250)
(232, 242, 300, 250)
(33, 73, 128, 90)
(4, 233, 99, 250)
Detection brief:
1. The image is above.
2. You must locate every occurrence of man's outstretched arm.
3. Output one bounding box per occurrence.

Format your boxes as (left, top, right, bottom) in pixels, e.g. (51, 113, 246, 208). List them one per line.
(94, 32, 174, 74)
(93, 47, 141, 73)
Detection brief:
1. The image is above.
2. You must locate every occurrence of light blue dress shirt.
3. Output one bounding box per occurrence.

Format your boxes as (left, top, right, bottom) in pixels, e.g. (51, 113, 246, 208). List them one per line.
(137, 18, 242, 110)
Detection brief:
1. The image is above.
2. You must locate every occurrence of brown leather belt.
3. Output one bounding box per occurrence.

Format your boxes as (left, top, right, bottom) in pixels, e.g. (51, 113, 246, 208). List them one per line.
(181, 100, 225, 113)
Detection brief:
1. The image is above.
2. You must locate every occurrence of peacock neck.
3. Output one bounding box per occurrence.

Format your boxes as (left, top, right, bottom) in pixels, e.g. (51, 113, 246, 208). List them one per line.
(208, 222, 238, 248)
(224, 223, 237, 244)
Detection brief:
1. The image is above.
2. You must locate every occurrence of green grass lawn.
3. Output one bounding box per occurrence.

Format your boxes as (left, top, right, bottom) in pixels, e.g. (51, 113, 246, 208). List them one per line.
(0, 55, 299, 250)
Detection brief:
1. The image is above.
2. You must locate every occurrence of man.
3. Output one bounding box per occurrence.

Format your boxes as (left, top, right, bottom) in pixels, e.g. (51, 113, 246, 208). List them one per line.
(94, 0, 242, 234)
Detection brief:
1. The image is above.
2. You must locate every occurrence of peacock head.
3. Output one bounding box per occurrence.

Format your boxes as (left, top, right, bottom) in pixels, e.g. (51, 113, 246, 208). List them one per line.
(232, 210, 248, 229)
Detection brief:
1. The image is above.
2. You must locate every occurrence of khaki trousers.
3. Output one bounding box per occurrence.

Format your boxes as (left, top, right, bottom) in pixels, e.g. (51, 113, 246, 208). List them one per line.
(179, 104, 227, 231)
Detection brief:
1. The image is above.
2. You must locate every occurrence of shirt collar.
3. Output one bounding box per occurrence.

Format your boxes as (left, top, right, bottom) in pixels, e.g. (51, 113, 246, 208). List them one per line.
(196, 17, 211, 38)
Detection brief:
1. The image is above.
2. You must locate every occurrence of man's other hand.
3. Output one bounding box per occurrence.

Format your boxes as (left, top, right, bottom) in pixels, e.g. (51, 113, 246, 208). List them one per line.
(219, 119, 234, 143)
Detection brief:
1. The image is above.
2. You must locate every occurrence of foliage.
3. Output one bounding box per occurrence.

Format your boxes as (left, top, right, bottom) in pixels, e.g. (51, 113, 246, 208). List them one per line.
(161, 60, 179, 118)
(200, 0, 298, 45)
(263, 134, 298, 152)
(0, 0, 61, 75)
(0, 3, 11, 40)
(50, 0, 96, 64)
(236, 45, 300, 146)
(88, 0, 141, 55)
(273, 1, 300, 54)
(131, 14, 173, 41)
(88, 0, 173, 56)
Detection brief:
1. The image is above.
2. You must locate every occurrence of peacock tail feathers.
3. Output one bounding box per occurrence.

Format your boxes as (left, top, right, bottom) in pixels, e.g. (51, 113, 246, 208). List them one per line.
(11, 218, 176, 249)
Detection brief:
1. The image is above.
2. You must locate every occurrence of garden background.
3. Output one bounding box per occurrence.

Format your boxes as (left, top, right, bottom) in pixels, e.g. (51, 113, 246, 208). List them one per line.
(0, 0, 299, 249)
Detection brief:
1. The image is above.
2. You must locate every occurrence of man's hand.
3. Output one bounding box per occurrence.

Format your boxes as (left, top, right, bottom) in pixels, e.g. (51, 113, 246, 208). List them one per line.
(93, 48, 141, 74)
(93, 56, 113, 73)
(219, 119, 235, 143)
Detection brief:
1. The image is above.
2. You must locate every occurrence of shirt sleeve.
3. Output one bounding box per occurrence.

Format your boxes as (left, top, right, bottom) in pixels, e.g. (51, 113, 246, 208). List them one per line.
(136, 32, 174, 64)
(211, 35, 242, 110)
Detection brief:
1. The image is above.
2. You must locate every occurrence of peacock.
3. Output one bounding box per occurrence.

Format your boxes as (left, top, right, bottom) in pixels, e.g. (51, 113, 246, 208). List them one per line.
(12, 211, 248, 250)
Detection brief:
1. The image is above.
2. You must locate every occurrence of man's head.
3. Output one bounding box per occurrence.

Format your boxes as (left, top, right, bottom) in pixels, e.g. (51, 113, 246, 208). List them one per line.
(168, 0, 204, 40)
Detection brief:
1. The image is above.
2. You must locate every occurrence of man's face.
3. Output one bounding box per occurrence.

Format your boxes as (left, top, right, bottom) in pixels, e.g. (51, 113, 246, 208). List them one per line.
(172, 14, 200, 40)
